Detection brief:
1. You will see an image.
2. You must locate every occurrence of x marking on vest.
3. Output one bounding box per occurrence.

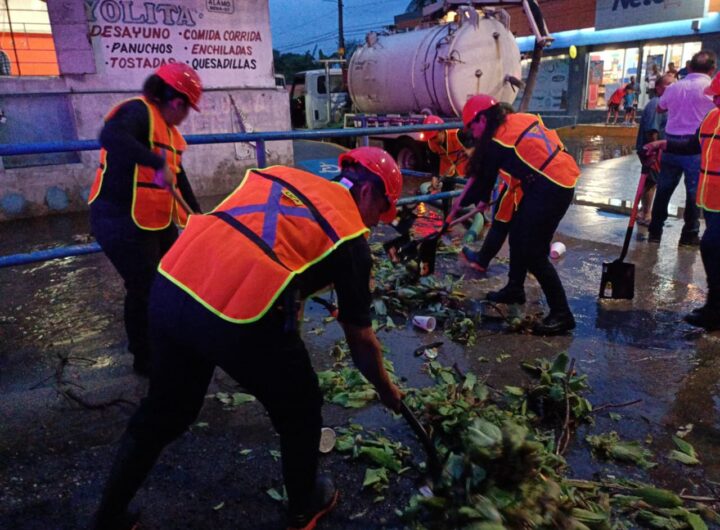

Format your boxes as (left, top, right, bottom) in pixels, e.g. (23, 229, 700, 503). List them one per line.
(523, 123, 556, 158)
(222, 181, 316, 248)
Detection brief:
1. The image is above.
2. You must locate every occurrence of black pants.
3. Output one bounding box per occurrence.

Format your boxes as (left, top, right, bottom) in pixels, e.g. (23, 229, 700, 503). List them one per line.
(476, 184, 511, 268)
(124, 274, 323, 513)
(90, 204, 177, 363)
(702, 210, 720, 306)
(507, 176, 574, 313)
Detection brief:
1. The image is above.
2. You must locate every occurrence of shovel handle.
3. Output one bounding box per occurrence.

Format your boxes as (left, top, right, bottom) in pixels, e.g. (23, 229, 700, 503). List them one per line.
(169, 185, 196, 216)
(399, 401, 442, 480)
(619, 171, 647, 262)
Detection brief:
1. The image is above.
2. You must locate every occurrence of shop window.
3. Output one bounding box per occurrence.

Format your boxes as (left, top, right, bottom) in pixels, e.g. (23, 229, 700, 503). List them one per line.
(585, 48, 639, 110)
(516, 55, 570, 112)
(637, 42, 701, 108)
(0, 0, 59, 76)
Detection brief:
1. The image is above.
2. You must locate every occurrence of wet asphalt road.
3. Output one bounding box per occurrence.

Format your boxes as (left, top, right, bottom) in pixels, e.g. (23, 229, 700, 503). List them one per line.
(1, 139, 719, 529)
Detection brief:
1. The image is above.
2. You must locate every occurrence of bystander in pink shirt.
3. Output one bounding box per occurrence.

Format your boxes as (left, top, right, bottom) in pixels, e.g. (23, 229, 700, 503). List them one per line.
(658, 73, 714, 135)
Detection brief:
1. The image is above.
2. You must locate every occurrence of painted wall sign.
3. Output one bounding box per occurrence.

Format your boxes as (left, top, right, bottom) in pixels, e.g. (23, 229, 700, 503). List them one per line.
(85, 0, 272, 89)
(595, 0, 707, 31)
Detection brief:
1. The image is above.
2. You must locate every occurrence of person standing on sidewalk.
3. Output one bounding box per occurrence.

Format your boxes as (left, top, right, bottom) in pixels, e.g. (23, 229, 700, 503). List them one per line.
(606, 85, 625, 125)
(92, 147, 404, 530)
(635, 74, 675, 226)
(648, 50, 716, 246)
(459, 94, 580, 335)
(623, 85, 637, 124)
(87, 63, 203, 375)
(646, 63, 661, 99)
(646, 73, 720, 331)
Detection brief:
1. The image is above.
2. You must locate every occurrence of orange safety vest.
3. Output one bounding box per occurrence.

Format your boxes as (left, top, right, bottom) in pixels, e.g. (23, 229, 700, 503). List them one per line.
(427, 129, 469, 177)
(494, 172, 524, 223)
(492, 113, 580, 189)
(158, 167, 369, 323)
(698, 107, 720, 212)
(88, 96, 189, 230)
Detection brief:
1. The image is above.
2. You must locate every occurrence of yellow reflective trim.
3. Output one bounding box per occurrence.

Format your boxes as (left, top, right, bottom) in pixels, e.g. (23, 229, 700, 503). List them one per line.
(90, 97, 144, 205)
(158, 226, 370, 324)
(130, 97, 172, 231)
(88, 151, 107, 205)
(699, 110, 720, 210)
(491, 139, 576, 189)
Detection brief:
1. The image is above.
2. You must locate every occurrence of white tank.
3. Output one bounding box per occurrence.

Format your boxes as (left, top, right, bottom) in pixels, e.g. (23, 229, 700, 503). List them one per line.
(348, 8, 521, 117)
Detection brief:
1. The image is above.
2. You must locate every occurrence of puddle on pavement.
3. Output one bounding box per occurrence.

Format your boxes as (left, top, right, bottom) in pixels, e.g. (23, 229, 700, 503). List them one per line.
(3, 135, 720, 526)
(561, 134, 636, 168)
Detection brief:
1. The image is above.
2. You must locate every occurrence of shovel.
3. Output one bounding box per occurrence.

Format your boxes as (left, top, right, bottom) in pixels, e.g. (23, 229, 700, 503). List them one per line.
(399, 400, 442, 484)
(598, 171, 647, 300)
(417, 204, 486, 276)
(154, 161, 197, 216)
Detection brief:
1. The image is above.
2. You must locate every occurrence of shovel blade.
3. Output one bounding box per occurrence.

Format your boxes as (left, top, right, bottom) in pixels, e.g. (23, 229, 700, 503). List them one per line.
(383, 235, 410, 263)
(399, 401, 442, 482)
(418, 235, 440, 276)
(599, 260, 635, 299)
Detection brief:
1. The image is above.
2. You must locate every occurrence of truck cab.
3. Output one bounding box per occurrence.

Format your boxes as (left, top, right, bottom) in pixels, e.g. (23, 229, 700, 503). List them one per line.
(290, 69, 349, 129)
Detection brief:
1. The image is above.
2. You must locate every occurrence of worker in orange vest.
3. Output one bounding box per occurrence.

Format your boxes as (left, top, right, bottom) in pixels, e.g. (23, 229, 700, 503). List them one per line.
(460, 94, 581, 335)
(423, 114, 491, 243)
(92, 147, 404, 530)
(423, 115, 469, 179)
(88, 63, 203, 375)
(460, 103, 523, 273)
(645, 73, 720, 331)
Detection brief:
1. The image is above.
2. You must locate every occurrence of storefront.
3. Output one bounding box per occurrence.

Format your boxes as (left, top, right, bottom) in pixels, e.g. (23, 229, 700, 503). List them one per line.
(583, 41, 703, 111)
(515, 1, 720, 125)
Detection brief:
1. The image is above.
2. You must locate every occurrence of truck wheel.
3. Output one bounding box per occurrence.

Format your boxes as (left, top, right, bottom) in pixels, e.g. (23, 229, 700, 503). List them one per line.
(393, 138, 427, 171)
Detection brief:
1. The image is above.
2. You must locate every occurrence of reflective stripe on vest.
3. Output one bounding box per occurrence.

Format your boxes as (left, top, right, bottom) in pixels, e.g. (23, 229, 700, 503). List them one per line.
(88, 96, 189, 230)
(494, 170, 524, 223)
(428, 129, 469, 177)
(698, 107, 720, 212)
(492, 113, 580, 189)
(158, 166, 369, 323)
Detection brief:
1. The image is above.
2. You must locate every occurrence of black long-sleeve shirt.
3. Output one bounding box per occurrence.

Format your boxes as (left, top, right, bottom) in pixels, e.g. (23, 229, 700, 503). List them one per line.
(92, 99, 201, 214)
(461, 141, 538, 206)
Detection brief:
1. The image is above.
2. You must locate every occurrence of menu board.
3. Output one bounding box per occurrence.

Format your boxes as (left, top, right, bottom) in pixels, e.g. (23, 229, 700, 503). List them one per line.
(86, 0, 273, 88)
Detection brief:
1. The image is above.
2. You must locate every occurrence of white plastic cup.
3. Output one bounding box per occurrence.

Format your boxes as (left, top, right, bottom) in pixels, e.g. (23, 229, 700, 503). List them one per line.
(550, 241, 566, 259)
(412, 315, 437, 332)
(319, 427, 336, 453)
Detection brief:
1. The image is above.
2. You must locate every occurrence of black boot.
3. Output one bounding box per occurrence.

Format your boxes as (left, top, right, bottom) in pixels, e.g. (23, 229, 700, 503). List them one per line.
(532, 311, 576, 336)
(486, 284, 526, 305)
(684, 288, 720, 331)
(684, 309, 720, 330)
(684, 299, 720, 330)
(287, 474, 338, 530)
(93, 434, 163, 530)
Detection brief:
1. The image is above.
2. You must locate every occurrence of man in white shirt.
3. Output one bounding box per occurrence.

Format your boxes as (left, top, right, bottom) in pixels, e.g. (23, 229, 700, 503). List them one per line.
(649, 50, 717, 246)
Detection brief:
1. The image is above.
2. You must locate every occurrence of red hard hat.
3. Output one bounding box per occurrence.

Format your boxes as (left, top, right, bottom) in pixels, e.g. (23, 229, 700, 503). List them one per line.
(339, 146, 402, 223)
(156, 63, 203, 111)
(462, 94, 498, 127)
(706, 73, 720, 97)
(422, 115, 445, 140)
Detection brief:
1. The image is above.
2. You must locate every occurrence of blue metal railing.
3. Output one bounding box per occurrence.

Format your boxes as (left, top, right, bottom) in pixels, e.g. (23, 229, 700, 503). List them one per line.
(0, 122, 466, 268)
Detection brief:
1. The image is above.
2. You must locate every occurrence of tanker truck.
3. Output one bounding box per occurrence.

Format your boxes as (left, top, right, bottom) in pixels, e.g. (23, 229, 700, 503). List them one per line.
(289, 1, 550, 169)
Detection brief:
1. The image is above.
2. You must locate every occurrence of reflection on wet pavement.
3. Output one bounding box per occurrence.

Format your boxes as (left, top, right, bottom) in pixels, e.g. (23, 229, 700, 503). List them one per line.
(562, 134, 636, 168)
(2, 138, 720, 528)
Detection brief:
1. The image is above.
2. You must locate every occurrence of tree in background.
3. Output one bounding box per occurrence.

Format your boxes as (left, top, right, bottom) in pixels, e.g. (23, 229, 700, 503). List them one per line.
(273, 39, 361, 85)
